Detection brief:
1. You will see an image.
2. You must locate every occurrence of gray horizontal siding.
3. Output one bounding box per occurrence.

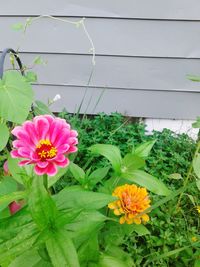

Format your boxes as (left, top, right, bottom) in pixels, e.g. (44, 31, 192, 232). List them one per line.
(1, 17, 200, 58)
(1, 3, 200, 119)
(7, 53, 200, 92)
(1, 0, 200, 20)
(34, 84, 200, 120)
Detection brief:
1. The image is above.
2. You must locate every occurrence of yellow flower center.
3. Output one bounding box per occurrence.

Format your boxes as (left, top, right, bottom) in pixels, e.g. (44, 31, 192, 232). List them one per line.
(36, 139, 57, 161)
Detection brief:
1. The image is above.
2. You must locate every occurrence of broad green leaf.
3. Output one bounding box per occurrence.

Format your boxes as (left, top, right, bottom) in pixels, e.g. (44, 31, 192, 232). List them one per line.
(126, 170, 171, 196)
(78, 233, 99, 265)
(9, 249, 41, 267)
(88, 167, 110, 188)
(193, 153, 200, 179)
(69, 163, 85, 184)
(48, 165, 69, 188)
(89, 144, 122, 173)
(187, 74, 200, 82)
(8, 156, 33, 185)
(0, 71, 34, 123)
(0, 123, 9, 151)
(121, 154, 145, 178)
(0, 177, 17, 211)
(11, 23, 24, 31)
(98, 254, 128, 267)
(168, 173, 183, 180)
(46, 230, 80, 267)
(28, 175, 58, 230)
(54, 188, 116, 210)
(65, 211, 106, 248)
(133, 140, 156, 158)
(194, 259, 200, 267)
(34, 100, 53, 116)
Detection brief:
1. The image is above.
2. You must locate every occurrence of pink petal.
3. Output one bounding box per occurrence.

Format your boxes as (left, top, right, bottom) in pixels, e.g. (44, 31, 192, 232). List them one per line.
(3, 161, 9, 174)
(33, 116, 50, 140)
(34, 165, 47, 176)
(55, 157, 69, 167)
(37, 161, 49, 168)
(57, 144, 70, 153)
(68, 137, 78, 146)
(19, 160, 31, 166)
(9, 201, 22, 215)
(49, 120, 64, 144)
(23, 121, 39, 145)
(67, 146, 78, 153)
(53, 128, 70, 147)
(18, 147, 31, 158)
(12, 126, 35, 147)
(46, 163, 57, 176)
(11, 150, 21, 158)
(70, 130, 78, 137)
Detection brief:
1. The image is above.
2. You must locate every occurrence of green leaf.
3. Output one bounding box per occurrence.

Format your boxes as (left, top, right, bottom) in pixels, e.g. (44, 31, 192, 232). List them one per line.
(194, 259, 200, 267)
(11, 23, 24, 31)
(28, 175, 58, 230)
(126, 170, 171, 196)
(168, 173, 183, 180)
(48, 165, 69, 188)
(54, 188, 116, 211)
(89, 144, 122, 173)
(34, 100, 53, 116)
(8, 156, 33, 185)
(25, 71, 37, 83)
(187, 74, 200, 82)
(69, 163, 85, 184)
(98, 254, 128, 267)
(105, 246, 134, 267)
(121, 154, 145, 178)
(0, 177, 17, 211)
(0, 71, 34, 123)
(192, 117, 200, 128)
(46, 230, 80, 267)
(0, 191, 26, 207)
(130, 224, 150, 236)
(88, 167, 110, 188)
(33, 56, 47, 65)
(133, 140, 156, 158)
(9, 249, 41, 267)
(193, 153, 200, 179)
(196, 180, 200, 191)
(0, 123, 9, 151)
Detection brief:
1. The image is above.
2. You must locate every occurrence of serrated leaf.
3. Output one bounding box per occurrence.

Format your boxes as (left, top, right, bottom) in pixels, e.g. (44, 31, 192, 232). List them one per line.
(193, 153, 200, 179)
(0, 123, 9, 151)
(89, 144, 122, 174)
(133, 140, 156, 158)
(126, 170, 171, 196)
(0, 71, 34, 123)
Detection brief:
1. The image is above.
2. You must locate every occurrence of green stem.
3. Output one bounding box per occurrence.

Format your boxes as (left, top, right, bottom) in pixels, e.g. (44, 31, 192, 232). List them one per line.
(176, 140, 200, 211)
(43, 174, 48, 190)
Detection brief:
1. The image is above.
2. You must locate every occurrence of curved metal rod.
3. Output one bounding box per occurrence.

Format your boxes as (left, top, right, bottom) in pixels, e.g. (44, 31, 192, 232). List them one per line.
(0, 48, 24, 79)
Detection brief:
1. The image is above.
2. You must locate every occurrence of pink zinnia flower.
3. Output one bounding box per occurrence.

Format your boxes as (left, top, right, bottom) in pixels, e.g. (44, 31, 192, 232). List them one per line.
(11, 115, 78, 176)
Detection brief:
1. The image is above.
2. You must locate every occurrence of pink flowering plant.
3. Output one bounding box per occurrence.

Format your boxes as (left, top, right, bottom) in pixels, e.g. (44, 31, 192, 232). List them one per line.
(0, 52, 173, 267)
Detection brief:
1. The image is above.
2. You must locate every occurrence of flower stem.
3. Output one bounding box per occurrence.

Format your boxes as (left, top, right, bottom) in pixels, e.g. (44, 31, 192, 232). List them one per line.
(43, 174, 48, 190)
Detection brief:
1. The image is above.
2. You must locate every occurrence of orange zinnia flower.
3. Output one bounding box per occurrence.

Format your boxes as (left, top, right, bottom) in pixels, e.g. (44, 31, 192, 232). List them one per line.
(108, 184, 151, 224)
